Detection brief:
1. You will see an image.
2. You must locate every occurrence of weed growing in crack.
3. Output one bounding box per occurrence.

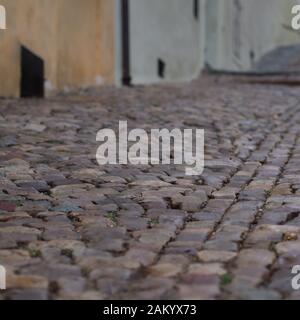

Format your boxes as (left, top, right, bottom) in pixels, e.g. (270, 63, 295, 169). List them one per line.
(28, 248, 42, 258)
(148, 217, 160, 228)
(106, 211, 119, 226)
(220, 273, 233, 287)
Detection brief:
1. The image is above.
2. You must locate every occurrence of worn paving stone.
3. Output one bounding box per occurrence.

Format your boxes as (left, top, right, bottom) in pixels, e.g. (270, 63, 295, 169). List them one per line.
(148, 263, 183, 278)
(197, 250, 237, 263)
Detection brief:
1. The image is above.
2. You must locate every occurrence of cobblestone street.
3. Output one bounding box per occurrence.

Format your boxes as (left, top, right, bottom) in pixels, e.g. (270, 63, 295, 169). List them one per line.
(1, 75, 300, 300)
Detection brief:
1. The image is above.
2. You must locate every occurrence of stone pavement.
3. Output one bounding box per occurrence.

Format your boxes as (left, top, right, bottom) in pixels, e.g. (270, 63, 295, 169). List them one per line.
(1, 75, 300, 300)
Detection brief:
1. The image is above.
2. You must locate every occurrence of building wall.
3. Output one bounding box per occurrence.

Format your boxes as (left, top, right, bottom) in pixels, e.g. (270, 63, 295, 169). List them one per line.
(129, 0, 206, 84)
(57, 0, 115, 90)
(0, 0, 115, 97)
(205, 0, 300, 71)
(1, 0, 300, 97)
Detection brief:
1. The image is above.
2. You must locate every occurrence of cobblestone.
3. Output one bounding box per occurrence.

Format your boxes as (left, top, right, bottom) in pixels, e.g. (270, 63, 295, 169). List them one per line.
(1, 75, 300, 299)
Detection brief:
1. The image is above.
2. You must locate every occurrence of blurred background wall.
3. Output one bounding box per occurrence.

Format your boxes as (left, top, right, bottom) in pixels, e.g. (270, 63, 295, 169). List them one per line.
(127, 0, 300, 84)
(0, 0, 115, 97)
(129, 0, 206, 84)
(205, 0, 300, 71)
(0, 0, 300, 97)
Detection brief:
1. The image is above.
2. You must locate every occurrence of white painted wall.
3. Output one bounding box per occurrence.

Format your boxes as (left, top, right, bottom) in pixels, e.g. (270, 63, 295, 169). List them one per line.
(205, 0, 300, 71)
(124, 0, 300, 85)
(129, 0, 206, 84)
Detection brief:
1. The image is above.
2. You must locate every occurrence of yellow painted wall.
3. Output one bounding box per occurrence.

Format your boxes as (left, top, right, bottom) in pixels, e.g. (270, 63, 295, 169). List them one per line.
(0, 0, 115, 97)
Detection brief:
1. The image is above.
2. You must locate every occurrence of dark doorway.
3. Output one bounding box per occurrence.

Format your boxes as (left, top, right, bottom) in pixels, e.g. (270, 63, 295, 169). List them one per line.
(21, 46, 44, 98)
(194, 0, 199, 20)
(121, 0, 131, 86)
(158, 59, 166, 78)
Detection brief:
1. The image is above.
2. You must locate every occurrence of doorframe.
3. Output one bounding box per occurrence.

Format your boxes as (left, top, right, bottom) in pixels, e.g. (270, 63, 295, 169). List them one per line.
(121, 0, 131, 86)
